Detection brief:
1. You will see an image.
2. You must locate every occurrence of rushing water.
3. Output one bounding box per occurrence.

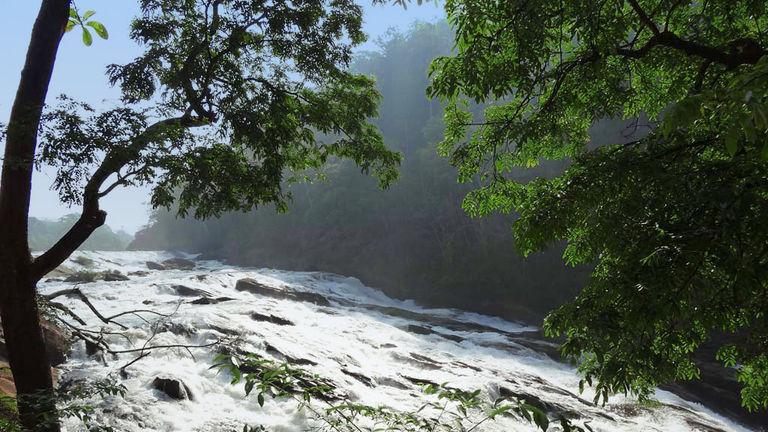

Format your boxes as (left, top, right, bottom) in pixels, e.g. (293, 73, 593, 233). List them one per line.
(39, 251, 750, 432)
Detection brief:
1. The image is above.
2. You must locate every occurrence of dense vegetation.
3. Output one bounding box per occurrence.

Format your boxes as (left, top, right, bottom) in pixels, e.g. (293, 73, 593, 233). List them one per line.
(429, 0, 768, 412)
(132, 22, 595, 322)
(29, 215, 131, 251)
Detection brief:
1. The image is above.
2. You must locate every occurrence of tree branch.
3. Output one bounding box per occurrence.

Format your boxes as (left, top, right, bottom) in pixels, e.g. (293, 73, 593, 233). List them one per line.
(31, 115, 208, 281)
(616, 30, 765, 68)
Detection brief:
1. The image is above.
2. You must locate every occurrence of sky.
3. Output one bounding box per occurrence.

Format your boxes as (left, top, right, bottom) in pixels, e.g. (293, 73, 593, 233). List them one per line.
(0, 0, 444, 233)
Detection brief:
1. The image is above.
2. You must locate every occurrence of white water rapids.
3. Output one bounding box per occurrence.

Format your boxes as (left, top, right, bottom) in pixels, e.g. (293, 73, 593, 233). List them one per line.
(38, 251, 751, 432)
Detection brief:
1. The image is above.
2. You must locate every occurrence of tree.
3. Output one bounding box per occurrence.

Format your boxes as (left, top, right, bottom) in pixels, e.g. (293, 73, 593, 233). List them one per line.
(429, 0, 768, 411)
(1, 0, 399, 429)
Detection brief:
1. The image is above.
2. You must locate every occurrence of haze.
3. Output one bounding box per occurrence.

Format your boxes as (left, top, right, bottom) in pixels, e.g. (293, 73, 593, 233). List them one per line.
(0, 0, 444, 233)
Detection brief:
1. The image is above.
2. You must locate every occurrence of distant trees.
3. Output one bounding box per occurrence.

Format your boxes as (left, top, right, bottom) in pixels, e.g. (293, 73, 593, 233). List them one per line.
(29, 215, 131, 252)
(429, 0, 768, 411)
(0, 0, 398, 429)
(131, 22, 587, 321)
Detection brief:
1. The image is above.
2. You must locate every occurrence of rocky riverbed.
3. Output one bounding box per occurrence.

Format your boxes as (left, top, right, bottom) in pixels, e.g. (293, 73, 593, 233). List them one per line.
(25, 251, 756, 431)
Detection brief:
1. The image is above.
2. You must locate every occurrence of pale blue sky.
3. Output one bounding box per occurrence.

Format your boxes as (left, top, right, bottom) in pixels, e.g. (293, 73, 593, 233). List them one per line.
(0, 0, 444, 233)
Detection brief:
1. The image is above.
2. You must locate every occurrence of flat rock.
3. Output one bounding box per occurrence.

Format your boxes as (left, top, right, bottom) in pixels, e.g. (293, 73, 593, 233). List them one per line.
(190, 297, 234, 305)
(146, 261, 166, 270)
(161, 258, 196, 270)
(250, 312, 293, 326)
(172, 285, 211, 297)
(235, 278, 331, 306)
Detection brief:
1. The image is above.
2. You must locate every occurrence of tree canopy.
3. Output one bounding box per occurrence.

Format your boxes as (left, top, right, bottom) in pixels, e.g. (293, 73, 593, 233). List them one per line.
(429, 0, 768, 410)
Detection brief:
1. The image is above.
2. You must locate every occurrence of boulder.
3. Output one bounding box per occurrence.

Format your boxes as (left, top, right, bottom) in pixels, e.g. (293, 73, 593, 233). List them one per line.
(102, 270, 129, 282)
(64, 271, 100, 283)
(250, 312, 293, 326)
(151, 376, 194, 401)
(161, 258, 196, 270)
(72, 256, 95, 268)
(0, 319, 70, 367)
(190, 297, 234, 305)
(235, 278, 331, 306)
(146, 261, 166, 270)
(128, 270, 150, 277)
(172, 285, 211, 297)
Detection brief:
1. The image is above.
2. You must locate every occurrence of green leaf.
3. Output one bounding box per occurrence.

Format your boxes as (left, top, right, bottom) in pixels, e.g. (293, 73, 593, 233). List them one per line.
(257, 392, 265, 407)
(81, 27, 93, 46)
(65, 19, 76, 33)
(86, 21, 109, 39)
(69, 8, 78, 19)
(81, 10, 96, 21)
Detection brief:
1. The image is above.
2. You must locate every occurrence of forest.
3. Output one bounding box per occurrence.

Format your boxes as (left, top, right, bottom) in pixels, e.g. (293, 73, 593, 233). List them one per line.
(0, 1, 767, 431)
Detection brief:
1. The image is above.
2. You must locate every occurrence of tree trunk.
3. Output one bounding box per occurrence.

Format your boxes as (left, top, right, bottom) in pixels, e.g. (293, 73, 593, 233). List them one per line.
(0, 1, 70, 431)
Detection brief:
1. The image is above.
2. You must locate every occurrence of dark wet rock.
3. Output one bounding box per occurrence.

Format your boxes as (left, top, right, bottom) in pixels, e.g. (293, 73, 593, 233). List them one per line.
(129, 270, 150, 277)
(391, 353, 441, 370)
(379, 343, 397, 349)
(45, 278, 64, 283)
(102, 270, 129, 282)
(157, 322, 197, 337)
(250, 312, 293, 326)
(206, 324, 241, 336)
(375, 377, 410, 390)
(452, 361, 482, 372)
(196, 274, 208, 281)
(146, 261, 166, 270)
(85, 340, 101, 356)
(439, 333, 465, 343)
(362, 304, 509, 335)
(161, 258, 196, 270)
(64, 271, 100, 283)
(400, 375, 438, 387)
(684, 419, 728, 432)
(152, 376, 194, 401)
(405, 325, 433, 335)
(402, 324, 465, 343)
(499, 386, 581, 420)
(142, 300, 153, 305)
(410, 353, 441, 366)
(172, 284, 211, 297)
(341, 368, 374, 387)
(72, 256, 95, 268)
(264, 342, 317, 366)
(235, 278, 331, 306)
(190, 296, 234, 305)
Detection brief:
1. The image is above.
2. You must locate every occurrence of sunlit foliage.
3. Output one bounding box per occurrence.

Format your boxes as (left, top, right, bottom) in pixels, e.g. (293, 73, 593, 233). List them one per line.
(430, 0, 768, 410)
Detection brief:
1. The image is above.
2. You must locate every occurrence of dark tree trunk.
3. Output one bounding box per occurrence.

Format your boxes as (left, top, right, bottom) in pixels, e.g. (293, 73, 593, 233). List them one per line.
(0, 1, 70, 431)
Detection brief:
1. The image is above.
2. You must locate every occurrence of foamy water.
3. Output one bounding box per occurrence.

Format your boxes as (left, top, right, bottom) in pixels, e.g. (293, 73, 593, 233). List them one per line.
(38, 251, 751, 431)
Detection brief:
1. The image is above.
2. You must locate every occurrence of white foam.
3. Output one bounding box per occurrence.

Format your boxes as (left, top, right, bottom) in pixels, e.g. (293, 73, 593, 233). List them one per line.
(39, 251, 751, 432)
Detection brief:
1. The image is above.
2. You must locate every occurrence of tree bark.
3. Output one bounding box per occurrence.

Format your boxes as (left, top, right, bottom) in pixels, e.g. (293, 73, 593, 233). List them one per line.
(0, 1, 70, 431)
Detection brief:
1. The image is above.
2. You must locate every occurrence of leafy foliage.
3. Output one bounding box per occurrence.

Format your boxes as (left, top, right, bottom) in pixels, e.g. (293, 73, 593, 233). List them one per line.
(430, 0, 768, 410)
(213, 353, 591, 432)
(65, 6, 109, 46)
(8, 378, 127, 432)
(40, 0, 400, 220)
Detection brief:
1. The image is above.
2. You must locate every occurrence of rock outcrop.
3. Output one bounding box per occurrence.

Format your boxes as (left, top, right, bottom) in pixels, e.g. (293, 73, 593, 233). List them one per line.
(235, 278, 331, 306)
